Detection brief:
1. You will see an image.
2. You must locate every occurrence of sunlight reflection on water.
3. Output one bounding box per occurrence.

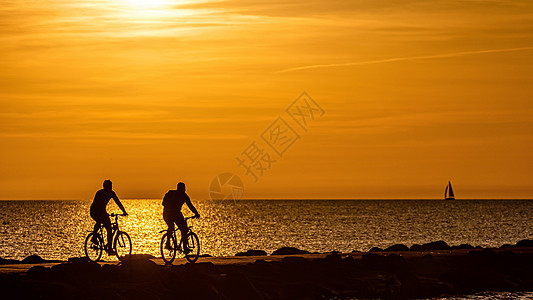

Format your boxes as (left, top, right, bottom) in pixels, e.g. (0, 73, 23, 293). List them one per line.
(0, 200, 532, 261)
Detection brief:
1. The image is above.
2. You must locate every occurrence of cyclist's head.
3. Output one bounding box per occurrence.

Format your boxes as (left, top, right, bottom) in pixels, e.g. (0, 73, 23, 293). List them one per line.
(177, 182, 185, 193)
(103, 180, 112, 190)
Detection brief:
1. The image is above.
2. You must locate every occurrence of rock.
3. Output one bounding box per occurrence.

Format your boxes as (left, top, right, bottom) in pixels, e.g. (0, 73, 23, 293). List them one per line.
(385, 254, 407, 271)
(22, 255, 46, 264)
(120, 257, 158, 268)
(27, 265, 49, 278)
(121, 289, 160, 300)
(324, 253, 342, 263)
(343, 255, 356, 263)
(68, 257, 90, 263)
(271, 247, 310, 255)
(0, 257, 20, 265)
(221, 272, 263, 300)
(466, 248, 496, 259)
(254, 259, 268, 266)
(119, 257, 159, 280)
(451, 244, 474, 250)
(369, 247, 383, 252)
(50, 261, 101, 279)
(516, 239, 533, 247)
(362, 253, 385, 269)
(384, 244, 410, 252)
(410, 244, 423, 251)
(121, 253, 156, 260)
(191, 262, 216, 272)
(281, 256, 309, 268)
(500, 244, 514, 248)
(409, 277, 454, 298)
(235, 250, 267, 256)
(419, 241, 450, 251)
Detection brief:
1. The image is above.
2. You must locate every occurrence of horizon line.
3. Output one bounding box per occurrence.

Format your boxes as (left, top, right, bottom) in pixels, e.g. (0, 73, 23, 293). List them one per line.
(1, 198, 532, 201)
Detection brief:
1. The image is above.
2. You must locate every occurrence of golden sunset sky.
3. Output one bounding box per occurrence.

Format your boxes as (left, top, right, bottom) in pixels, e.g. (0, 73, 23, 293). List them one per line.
(1, 0, 532, 200)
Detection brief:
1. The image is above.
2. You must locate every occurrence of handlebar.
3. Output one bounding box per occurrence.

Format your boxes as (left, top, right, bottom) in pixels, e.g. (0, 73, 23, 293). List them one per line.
(159, 216, 198, 233)
(109, 213, 127, 217)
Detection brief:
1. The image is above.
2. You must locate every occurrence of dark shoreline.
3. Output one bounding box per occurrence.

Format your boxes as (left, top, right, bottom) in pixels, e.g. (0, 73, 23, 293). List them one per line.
(1, 241, 533, 299)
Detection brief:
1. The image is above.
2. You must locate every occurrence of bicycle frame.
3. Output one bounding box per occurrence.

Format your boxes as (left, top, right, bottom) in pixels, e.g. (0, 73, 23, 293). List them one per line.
(159, 217, 195, 250)
(91, 214, 123, 247)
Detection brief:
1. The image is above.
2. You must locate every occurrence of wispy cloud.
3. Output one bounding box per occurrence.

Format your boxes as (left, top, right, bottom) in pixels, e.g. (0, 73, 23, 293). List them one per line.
(274, 46, 533, 73)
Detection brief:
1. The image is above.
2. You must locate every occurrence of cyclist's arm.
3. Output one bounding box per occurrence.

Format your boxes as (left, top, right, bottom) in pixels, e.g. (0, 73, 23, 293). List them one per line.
(112, 192, 128, 215)
(184, 195, 199, 217)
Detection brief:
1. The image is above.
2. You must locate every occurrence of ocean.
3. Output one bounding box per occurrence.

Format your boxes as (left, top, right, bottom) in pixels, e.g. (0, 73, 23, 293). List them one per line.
(0, 199, 532, 261)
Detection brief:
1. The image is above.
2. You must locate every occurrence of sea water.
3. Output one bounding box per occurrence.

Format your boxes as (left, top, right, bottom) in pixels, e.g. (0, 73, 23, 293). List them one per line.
(0, 199, 532, 261)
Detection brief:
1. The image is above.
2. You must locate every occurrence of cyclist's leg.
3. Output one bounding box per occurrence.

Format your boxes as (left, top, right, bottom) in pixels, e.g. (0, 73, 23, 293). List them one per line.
(176, 212, 188, 252)
(90, 210, 101, 244)
(101, 214, 113, 251)
(163, 210, 175, 248)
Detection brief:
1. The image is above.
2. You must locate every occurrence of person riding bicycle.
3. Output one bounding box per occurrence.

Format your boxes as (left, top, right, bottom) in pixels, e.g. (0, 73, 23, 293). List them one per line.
(90, 180, 128, 255)
(162, 182, 200, 253)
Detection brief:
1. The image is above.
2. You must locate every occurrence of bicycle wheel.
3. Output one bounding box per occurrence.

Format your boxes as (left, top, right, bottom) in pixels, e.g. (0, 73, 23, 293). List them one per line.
(84, 232, 103, 262)
(185, 232, 200, 263)
(113, 231, 132, 260)
(160, 232, 177, 264)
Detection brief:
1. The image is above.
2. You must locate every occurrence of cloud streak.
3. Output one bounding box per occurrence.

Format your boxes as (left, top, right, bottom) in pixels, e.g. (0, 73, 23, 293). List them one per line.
(274, 46, 533, 73)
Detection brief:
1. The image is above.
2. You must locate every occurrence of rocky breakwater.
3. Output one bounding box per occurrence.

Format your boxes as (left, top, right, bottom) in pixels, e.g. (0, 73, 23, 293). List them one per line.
(0, 241, 532, 299)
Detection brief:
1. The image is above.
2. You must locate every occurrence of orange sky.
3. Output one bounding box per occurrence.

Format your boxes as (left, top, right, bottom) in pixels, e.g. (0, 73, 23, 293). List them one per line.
(1, 0, 532, 200)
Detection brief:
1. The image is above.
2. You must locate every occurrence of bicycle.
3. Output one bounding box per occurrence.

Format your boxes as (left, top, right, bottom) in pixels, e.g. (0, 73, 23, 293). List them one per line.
(160, 216, 200, 264)
(84, 213, 132, 262)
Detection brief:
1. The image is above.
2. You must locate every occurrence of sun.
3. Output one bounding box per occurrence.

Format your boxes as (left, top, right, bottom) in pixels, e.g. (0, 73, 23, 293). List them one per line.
(121, 0, 172, 9)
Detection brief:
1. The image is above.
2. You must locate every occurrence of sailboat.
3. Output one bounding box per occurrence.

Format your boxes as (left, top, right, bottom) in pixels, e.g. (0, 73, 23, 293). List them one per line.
(444, 181, 455, 200)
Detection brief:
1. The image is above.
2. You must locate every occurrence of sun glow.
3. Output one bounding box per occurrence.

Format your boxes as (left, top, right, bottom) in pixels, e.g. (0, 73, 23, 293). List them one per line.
(120, 0, 173, 9)
(111, 0, 201, 26)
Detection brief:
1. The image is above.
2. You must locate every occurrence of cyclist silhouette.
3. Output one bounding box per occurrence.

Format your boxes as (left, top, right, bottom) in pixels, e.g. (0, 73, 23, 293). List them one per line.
(162, 182, 200, 253)
(90, 180, 128, 254)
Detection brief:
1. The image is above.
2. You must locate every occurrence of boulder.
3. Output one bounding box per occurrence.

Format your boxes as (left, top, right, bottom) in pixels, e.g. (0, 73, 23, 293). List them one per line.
(271, 247, 310, 255)
(119, 257, 159, 280)
(384, 244, 409, 252)
(22, 255, 46, 264)
(324, 253, 342, 263)
(451, 244, 474, 250)
(410, 244, 423, 251)
(50, 260, 101, 280)
(419, 241, 450, 251)
(235, 250, 267, 256)
(362, 253, 386, 269)
(369, 247, 383, 252)
(121, 253, 156, 260)
(0, 257, 20, 265)
(221, 272, 263, 300)
(516, 239, 533, 247)
(27, 265, 49, 278)
(281, 256, 309, 268)
(68, 257, 90, 263)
